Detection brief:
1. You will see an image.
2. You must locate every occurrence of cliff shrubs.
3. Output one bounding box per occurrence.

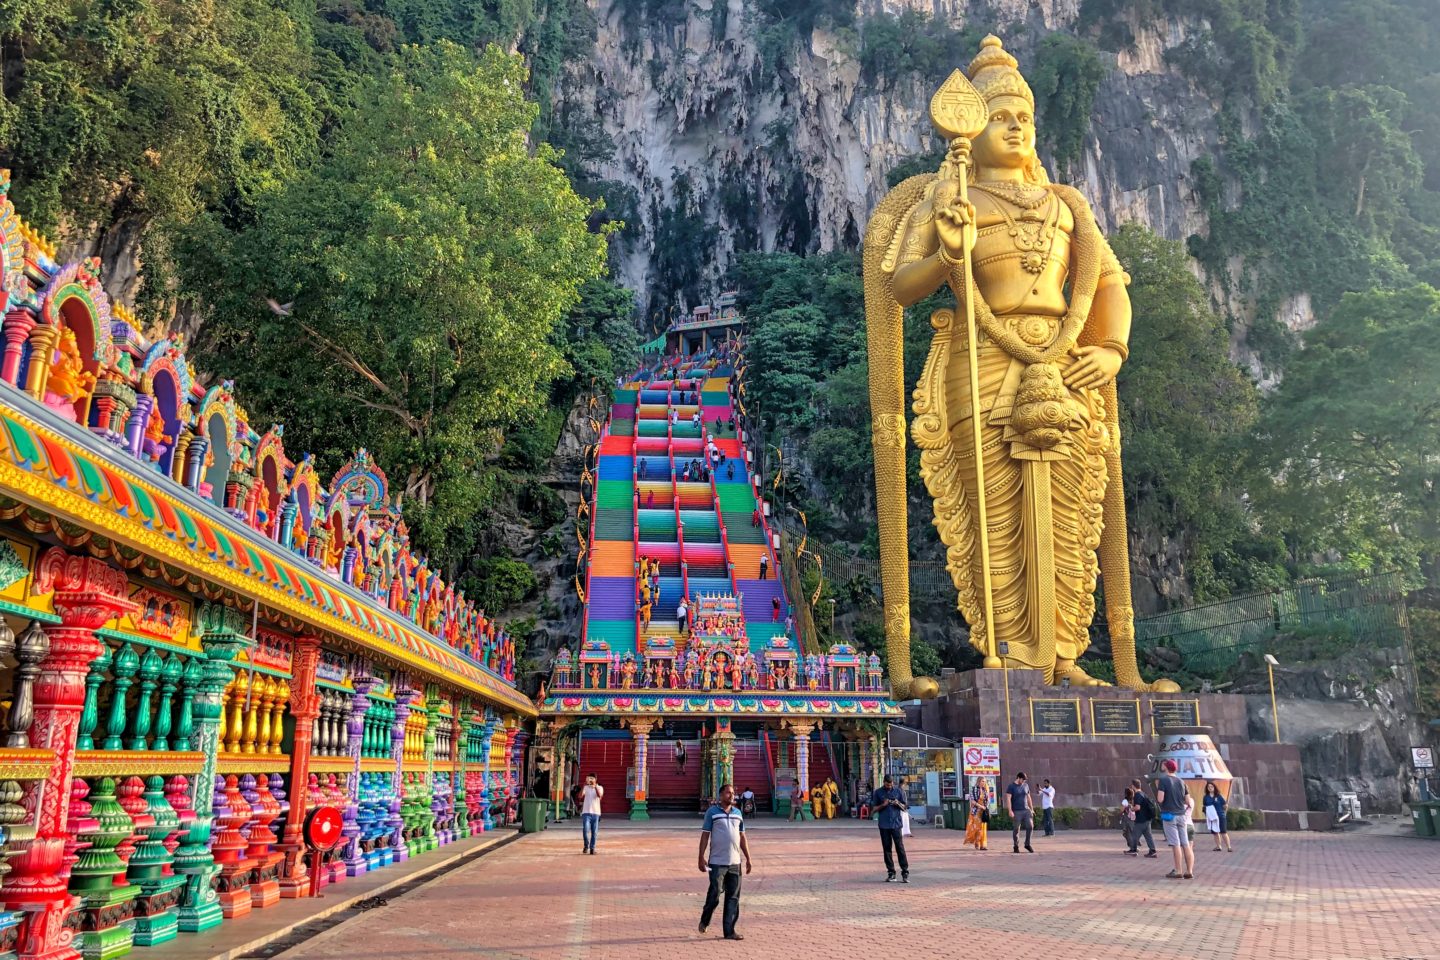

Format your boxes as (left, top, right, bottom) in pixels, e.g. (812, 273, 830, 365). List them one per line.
(858, 11, 979, 87)
(1031, 34, 1108, 174)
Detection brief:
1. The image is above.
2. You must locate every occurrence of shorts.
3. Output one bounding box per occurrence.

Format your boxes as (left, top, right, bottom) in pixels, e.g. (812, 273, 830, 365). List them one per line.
(1162, 818, 1190, 847)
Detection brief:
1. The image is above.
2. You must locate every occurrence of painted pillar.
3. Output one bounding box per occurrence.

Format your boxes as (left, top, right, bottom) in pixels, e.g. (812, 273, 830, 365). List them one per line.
(22, 325, 57, 401)
(503, 719, 520, 826)
(713, 717, 734, 793)
(421, 685, 439, 851)
(789, 720, 815, 822)
(276, 636, 321, 898)
(2, 550, 134, 960)
(174, 611, 238, 934)
(343, 673, 375, 877)
(388, 684, 413, 862)
(2, 308, 36, 386)
(478, 713, 497, 831)
(452, 700, 470, 840)
(625, 717, 656, 821)
(123, 394, 152, 460)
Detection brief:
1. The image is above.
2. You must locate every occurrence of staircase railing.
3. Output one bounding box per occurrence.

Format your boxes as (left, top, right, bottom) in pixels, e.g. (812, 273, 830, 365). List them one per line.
(704, 437, 742, 597)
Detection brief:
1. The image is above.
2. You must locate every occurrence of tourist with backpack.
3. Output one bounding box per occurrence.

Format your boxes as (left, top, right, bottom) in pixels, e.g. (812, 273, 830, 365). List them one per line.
(1125, 778, 1158, 858)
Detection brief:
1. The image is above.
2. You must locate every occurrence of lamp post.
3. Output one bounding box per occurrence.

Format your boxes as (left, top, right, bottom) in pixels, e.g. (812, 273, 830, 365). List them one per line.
(828, 599, 836, 634)
(1263, 654, 1281, 743)
(999, 641, 1013, 740)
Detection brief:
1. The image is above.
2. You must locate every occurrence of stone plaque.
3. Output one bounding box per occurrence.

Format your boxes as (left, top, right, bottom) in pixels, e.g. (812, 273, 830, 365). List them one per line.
(1151, 699, 1201, 731)
(1029, 698, 1081, 736)
(1090, 699, 1142, 736)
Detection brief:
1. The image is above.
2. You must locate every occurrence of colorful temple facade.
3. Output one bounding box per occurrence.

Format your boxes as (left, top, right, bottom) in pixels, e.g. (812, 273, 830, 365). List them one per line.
(537, 301, 901, 820)
(0, 177, 532, 960)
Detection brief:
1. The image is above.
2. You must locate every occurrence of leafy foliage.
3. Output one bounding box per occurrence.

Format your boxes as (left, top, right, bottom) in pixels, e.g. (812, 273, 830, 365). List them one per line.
(185, 42, 608, 569)
(463, 555, 540, 612)
(1252, 285, 1440, 573)
(1031, 34, 1108, 174)
(857, 12, 979, 87)
(1110, 225, 1284, 599)
(0, 0, 327, 308)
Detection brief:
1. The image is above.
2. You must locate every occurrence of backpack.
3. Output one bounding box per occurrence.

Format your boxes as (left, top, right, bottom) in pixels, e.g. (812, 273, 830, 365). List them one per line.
(1133, 794, 1154, 821)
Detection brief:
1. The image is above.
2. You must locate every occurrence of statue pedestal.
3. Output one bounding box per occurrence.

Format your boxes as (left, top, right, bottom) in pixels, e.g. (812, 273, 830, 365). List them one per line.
(903, 669, 1315, 824)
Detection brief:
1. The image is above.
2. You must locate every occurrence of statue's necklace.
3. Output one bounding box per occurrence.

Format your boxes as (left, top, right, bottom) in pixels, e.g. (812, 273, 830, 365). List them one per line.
(973, 183, 1057, 275)
(973, 180, 1050, 210)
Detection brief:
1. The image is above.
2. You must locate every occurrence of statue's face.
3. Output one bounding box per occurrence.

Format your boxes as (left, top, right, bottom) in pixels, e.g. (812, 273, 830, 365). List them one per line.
(973, 95, 1036, 171)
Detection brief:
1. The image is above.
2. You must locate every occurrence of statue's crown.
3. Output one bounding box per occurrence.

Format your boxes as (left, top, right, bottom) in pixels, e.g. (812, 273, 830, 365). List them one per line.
(967, 34, 1034, 109)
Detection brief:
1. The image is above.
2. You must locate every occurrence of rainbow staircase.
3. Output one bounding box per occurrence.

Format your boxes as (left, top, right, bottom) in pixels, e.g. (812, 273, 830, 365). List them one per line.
(582, 356, 799, 664)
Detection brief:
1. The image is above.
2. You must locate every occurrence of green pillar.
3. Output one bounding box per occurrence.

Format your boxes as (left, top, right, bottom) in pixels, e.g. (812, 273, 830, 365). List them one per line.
(175, 603, 250, 934)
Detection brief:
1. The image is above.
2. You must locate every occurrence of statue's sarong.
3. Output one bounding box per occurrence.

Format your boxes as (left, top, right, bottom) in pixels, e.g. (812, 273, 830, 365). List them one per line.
(943, 314, 1109, 668)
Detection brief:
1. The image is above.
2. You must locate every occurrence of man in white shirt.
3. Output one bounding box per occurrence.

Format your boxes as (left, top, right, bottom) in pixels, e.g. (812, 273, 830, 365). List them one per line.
(1040, 779, 1057, 836)
(697, 784, 751, 940)
(579, 774, 603, 855)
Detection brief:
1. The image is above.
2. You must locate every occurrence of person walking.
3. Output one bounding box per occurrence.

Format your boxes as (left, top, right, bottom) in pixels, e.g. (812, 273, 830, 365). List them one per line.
(1120, 786, 1135, 851)
(1039, 779, 1057, 836)
(698, 784, 751, 941)
(677, 597, 689, 636)
(871, 774, 910, 882)
(1203, 781, 1233, 852)
(1126, 778, 1158, 858)
(1156, 759, 1194, 879)
(965, 779, 990, 851)
(1006, 772, 1035, 853)
(758, 554, 769, 580)
(771, 596, 781, 622)
(579, 774, 603, 854)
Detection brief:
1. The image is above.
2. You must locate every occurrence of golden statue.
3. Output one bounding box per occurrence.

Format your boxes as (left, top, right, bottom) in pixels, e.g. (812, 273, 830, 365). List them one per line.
(46, 327, 96, 404)
(865, 36, 1176, 695)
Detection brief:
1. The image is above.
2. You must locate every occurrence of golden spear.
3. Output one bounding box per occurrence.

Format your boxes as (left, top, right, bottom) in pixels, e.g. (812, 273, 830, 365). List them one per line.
(930, 70, 1000, 667)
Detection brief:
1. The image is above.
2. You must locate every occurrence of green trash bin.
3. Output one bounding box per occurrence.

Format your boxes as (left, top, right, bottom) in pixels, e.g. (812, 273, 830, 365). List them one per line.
(1412, 801, 1437, 838)
(520, 797, 547, 834)
(942, 797, 966, 830)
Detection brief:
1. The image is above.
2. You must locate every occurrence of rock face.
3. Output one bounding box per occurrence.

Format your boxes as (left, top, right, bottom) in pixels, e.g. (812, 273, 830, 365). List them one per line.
(558, 0, 1221, 316)
(1240, 647, 1427, 814)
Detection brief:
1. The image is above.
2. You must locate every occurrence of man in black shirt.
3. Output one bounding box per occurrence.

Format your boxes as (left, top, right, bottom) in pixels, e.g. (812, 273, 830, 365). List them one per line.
(1126, 778, 1157, 857)
(1005, 772, 1035, 853)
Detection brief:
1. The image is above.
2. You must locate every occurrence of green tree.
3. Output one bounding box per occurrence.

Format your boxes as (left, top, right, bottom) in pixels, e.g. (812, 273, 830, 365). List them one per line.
(0, 0, 325, 307)
(1110, 225, 1282, 598)
(1031, 34, 1109, 173)
(185, 42, 608, 569)
(1253, 284, 1440, 574)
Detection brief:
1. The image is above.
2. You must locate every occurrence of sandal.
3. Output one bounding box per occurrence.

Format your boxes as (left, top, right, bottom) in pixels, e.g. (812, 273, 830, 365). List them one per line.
(1183, 873, 1194, 879)
(1165, 870, 1182, 879)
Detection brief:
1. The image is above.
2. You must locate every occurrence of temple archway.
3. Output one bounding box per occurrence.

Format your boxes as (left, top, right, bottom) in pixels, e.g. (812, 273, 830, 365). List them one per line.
(204, 411, 231, 507)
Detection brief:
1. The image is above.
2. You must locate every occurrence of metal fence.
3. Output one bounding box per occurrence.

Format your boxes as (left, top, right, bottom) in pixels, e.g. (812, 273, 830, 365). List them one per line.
(1131, 571, 1410, 675)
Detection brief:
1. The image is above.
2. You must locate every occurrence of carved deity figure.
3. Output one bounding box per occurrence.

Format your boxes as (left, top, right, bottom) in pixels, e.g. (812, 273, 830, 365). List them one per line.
(46, 327, 96, 407)
(865, 36, 1175, 692)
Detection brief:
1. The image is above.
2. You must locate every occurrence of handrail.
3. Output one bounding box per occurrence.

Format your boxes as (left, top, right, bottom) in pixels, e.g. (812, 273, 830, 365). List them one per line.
(704, 436, 742, 598)
(578, 430, 604, 647)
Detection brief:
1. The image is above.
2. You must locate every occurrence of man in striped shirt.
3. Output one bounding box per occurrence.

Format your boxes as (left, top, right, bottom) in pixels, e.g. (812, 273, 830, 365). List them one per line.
(698, 784, 752, 940)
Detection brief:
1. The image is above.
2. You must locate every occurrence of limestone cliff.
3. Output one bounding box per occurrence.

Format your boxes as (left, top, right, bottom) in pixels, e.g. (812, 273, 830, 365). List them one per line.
(557, 0, 1218, 316)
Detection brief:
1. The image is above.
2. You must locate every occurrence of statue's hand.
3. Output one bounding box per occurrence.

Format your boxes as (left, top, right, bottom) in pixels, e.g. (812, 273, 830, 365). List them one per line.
(936, 199, 977, 263)
(1063, 344, 1123, 390)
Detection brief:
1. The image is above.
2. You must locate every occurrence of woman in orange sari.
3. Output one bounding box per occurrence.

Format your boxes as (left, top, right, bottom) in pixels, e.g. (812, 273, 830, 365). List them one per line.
(965, 779, 991, 851)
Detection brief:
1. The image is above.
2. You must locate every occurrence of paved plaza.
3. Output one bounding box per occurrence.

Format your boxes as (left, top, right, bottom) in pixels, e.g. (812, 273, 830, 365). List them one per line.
(275, 821, 1440, 960)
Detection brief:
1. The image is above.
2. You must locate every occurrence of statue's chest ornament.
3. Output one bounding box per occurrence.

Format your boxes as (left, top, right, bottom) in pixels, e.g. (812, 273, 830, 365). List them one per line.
(975, 183, 1057, 275)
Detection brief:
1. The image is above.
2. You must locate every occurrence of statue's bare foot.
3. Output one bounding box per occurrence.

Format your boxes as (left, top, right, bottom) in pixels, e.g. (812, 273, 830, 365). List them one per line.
(1054, 659, 1110, 687)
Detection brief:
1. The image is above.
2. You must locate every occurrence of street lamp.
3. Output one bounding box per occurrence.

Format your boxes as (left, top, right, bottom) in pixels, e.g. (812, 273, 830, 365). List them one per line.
(828, 598, 836, 634)
(999, 641, 1013, 740)
(1263, 654, 1281, 743)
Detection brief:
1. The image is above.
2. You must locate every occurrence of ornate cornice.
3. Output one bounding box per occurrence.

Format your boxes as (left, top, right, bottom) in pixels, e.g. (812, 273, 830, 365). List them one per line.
(0, 400, 534, 716)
